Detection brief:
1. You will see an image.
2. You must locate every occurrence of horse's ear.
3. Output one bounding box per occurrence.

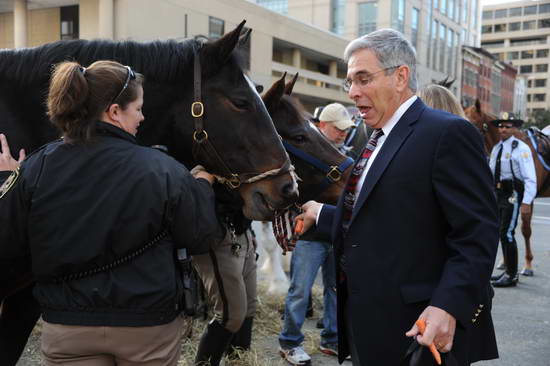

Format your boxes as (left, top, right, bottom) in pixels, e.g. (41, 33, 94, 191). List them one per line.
(238, 28, 252, 48)
(203, 20, 247, 65)
(284, 73, 299, 95)
(475, 99, 481, 113)
(263, 72, 287, 112)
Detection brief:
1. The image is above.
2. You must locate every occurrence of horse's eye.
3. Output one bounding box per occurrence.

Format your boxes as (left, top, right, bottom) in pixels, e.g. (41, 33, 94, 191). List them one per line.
(293, 135, 306, 143)
(231, 99, 249, 110)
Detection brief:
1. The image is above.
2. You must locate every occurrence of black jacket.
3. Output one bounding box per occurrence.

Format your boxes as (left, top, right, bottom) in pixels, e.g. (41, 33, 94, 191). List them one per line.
(318, 99, 499, 365)
(0, 122, 222, 327)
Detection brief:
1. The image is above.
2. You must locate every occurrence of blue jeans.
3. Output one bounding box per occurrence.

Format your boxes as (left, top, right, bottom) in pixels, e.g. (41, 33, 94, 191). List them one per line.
(279, 240, 338, 349)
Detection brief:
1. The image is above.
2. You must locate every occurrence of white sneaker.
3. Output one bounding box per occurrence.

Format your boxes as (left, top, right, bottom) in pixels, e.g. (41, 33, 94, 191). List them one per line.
(279, 346, 312, 365)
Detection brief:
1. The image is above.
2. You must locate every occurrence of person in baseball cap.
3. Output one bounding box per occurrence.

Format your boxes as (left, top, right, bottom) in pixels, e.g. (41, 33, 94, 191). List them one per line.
(318, 103, 355, 147)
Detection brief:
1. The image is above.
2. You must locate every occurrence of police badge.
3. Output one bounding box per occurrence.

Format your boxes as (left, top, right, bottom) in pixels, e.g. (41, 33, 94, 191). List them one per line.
(0, 167, 20, 199)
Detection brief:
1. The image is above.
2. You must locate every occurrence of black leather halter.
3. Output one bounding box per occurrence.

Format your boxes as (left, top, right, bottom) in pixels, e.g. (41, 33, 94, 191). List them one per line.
(191, 51, 292, 189)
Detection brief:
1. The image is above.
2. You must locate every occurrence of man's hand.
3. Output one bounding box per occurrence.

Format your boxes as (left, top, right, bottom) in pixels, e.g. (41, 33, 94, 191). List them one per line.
(520, 203, 531, 217)
(0, 133, 25, 171)
(405, 306, 456, 353)
(294, 200, 322, 234)
(190, 165, 215, 185)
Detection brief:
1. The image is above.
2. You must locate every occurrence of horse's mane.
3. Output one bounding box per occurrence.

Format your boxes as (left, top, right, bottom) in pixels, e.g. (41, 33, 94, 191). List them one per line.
(0, 38, 202, 86)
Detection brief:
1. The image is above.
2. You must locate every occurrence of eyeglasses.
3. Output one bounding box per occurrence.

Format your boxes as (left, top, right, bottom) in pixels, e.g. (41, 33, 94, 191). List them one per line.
(498, 124, 514, 129)
(107, 66, 136, 110)
(343, 65, 402, 92)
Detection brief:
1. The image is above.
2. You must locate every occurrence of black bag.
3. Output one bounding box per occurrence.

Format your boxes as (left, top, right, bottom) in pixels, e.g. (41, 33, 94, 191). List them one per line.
(401, 340, 459, 366)
(177, 250, 207, 319)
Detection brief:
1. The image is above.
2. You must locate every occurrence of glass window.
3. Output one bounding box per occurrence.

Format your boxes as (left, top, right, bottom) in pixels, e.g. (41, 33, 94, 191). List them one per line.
(440, 24, 446, 72)
(432, 20, 439, 68)
(540, 4, 550, 13)
(481, 25, 492, 33)
(522, 50, 535, 59)
(509, 7, 522, 16)
(447, 29, 453, 75)
(449, 0, 454, 19)
(411, 7, 420, 48)
(331, 0, 346, 35)
(472, 0, 478, 28)
(441, 0, 447, 14)
(525, 5, 537, 15)
(358, 2, 378, 35)
(60, 5, 79, 40)
(208, 16, 224, 39)
(540, 19, 550, 28)
(537, 49, 549, 58)
(255, 0, 288, 14)
(527, 94, 532, 102)
(523, 20, 536, 30)
(482, 10, 492, 19)
(534, 93, 546, 101)
(535, 79, 547, 87)
(536, 64, 549, 72)
(391, 0, 406, 32)
(528, 79, 533, 87)
(462, 0, 468, 23)
(508, 51, 519, 60)
(495, 9, 507, 18)
(494, 24, 506, 32)
(520, 65, 533, 73)
(509, 22, 521, 31)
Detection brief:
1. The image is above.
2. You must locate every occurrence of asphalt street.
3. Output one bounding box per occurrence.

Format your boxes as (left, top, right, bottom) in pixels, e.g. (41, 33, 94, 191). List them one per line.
(478, 197, 550, 366)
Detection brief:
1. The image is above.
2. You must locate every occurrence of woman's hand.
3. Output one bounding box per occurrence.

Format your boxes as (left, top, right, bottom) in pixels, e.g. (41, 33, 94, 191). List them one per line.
(0, 134, 25, 171)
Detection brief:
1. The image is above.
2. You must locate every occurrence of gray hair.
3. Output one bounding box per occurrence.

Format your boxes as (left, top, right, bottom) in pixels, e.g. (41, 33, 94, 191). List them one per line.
(344, 28, 418, 92)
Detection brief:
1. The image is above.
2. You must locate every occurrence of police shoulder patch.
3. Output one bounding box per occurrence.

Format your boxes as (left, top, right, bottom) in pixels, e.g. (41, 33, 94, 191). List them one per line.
(0, 167, 21, 200)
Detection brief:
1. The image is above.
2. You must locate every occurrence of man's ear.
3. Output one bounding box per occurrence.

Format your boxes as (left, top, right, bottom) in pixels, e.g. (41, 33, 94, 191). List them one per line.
(395, 65, 410, 92)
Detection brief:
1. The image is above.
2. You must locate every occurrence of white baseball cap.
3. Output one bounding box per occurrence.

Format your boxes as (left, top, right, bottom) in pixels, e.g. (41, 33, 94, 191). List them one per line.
(318, 103, 354, 130)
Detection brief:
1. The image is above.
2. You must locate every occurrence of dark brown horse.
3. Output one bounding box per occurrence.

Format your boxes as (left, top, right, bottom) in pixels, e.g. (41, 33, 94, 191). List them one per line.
(262, 73, 353, 205)
(0, 21, 299, 364)
(464, 100, 550, 274)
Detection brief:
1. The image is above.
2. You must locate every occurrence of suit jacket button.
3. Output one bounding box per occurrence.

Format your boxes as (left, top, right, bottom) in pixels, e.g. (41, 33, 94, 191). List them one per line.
(352, 244, 359, 248)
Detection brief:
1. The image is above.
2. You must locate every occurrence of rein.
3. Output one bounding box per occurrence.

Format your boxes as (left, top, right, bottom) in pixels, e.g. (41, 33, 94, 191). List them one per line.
(190, 51, 292, 189)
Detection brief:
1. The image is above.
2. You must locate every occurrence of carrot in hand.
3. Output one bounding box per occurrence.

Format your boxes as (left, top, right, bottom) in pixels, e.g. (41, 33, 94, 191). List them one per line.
(294, 218, 304, 235)
(415, 319, 442, 365)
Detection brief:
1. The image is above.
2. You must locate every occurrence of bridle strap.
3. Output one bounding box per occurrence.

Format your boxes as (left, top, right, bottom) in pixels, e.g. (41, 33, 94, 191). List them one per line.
(191, 51, 292, 189)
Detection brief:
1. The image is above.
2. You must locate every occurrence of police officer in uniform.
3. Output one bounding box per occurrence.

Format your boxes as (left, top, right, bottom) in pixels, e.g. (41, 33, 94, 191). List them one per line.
(489, 112, 537, 287)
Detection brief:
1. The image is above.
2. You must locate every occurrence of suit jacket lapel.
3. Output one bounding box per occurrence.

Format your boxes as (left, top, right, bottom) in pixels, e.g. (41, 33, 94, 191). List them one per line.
(349, 99, 426, 225)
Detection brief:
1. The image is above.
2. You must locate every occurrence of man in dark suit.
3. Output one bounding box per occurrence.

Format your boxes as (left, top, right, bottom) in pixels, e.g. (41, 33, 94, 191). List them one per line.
(297, 29, 499, 366)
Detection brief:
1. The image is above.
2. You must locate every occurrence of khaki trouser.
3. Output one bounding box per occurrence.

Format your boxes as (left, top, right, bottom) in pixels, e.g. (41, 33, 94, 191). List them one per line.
(41, 315, 190, 366)
(193, 229, 257, 333)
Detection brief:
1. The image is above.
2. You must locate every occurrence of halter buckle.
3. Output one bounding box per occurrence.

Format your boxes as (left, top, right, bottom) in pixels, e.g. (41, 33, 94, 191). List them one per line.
(191, 102, 204, 117)
(193, 130, 208, 144)
(228, 174, 241, 189)
(326, 166, 342, 182)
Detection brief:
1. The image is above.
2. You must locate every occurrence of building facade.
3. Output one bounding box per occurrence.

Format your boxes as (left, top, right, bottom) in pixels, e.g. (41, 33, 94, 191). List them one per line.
(482, 0, 550, 117)
(254, 0, 483, 96)
(0, 0, 354, 111)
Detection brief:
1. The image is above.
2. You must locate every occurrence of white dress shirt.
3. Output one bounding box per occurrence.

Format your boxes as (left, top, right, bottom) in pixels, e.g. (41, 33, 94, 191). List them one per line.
(316, 95, 418, 223)
(489, 136, 537, 204)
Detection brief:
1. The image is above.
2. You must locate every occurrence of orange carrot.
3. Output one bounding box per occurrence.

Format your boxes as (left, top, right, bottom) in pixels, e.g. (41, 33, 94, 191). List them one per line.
(415, 319, 442, 365)
(294, 219, 304, 235)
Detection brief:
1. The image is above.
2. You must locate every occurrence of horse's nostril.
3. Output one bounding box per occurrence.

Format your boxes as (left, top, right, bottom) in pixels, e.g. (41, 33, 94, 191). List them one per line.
(281, 182, 298, 199)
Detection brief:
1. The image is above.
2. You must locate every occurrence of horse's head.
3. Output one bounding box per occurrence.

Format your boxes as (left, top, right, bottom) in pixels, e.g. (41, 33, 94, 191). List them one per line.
(263, 73, 353, 205)
(464, 99, 499, 154)
(171, 21, 298, 220)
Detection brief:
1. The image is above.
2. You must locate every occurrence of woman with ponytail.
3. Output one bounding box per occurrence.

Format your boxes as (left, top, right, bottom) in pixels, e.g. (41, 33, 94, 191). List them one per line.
(0, 60, 223, 365)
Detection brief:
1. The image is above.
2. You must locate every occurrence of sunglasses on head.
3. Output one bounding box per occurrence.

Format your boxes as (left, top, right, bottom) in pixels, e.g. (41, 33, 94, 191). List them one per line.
(107, 66, 136, 110)
(498, 124, 514, 129)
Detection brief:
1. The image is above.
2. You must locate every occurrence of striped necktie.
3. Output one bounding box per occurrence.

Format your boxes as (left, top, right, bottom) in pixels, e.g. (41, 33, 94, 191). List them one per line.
(341, 128, 384, 233)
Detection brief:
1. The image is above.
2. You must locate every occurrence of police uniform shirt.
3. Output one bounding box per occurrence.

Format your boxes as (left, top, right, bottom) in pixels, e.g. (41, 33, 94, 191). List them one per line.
(489, 136, 537, 204)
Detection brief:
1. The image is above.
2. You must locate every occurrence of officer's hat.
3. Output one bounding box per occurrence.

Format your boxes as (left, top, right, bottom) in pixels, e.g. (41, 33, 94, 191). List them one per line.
(491, 112, 524, 127)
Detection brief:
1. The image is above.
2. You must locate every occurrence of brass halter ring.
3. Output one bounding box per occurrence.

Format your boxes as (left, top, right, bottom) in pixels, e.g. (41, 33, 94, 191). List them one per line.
(326, 166, 343, 182)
